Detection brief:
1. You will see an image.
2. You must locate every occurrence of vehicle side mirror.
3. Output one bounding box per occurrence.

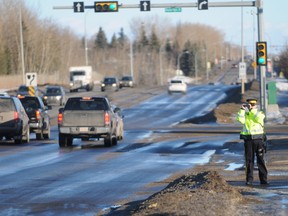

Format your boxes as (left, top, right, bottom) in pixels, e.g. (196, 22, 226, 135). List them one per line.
(114, 107, 121, 113)
(59, 107, 64, 113)
(46, 105, 52, 110)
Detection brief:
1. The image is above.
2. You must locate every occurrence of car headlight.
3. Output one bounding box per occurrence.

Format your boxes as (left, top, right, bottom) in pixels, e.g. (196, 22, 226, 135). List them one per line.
(101, 83, 105, 87)
(56, 96, 61, 100)
(43, 96, 48, 100)
(69, 83, 73, 87)
(112, 83, 116, 87)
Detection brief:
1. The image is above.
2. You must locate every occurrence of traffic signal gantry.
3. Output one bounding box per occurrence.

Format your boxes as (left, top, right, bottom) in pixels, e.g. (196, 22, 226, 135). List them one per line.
(94, 1, 118, 12)
(256, 41, 267, 66)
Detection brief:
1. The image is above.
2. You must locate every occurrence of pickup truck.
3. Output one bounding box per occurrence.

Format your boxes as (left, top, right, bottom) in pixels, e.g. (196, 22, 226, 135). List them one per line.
(57, 96, 119, 148)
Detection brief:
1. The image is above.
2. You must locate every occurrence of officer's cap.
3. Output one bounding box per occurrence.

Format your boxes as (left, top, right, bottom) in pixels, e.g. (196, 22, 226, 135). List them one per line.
(246, 98, 257, 105)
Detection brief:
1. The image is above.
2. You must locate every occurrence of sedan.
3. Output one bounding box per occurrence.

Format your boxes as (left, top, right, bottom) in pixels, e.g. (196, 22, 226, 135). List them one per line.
(168, 79, 187, 95)
(119, 76, 134, 88)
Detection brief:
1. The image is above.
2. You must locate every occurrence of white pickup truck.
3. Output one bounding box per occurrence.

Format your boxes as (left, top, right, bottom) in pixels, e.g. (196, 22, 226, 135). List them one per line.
(57, 96, 118, 148)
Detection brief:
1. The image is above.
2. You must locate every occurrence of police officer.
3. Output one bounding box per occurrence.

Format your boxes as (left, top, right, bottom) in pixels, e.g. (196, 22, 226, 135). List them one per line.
(236, 98, 268, 186)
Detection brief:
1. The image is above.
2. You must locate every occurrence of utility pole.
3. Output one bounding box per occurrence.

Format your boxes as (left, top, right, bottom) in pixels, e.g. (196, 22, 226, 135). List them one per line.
(19, 1, 25, 84)
(256, 0, 266, 114)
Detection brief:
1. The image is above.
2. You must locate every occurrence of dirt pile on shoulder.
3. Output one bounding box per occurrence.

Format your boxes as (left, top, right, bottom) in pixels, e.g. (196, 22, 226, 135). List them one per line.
(104, 170, 251, 216)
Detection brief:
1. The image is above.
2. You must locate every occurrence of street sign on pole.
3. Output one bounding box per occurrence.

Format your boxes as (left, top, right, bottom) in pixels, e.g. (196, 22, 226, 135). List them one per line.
(26, 73, 37, 87)
(165, 7, 182, 12)
(140, 1, 150, 11)
(73, 2, 84, 12)
(198, 0, 208, 10)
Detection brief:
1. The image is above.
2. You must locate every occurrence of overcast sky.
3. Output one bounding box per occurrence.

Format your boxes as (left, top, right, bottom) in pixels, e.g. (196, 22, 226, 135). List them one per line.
(25, 0, 288, 55)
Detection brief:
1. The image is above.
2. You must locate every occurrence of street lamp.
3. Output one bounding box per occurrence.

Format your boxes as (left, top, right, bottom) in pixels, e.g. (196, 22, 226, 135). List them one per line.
(159, 44, 164, 85)
(203, 48, 209, 81)
(194, 51, 198, 84)
(129, 38, 134, 79)
(84, 11, 91, 66)
(19, 1, 25, 84)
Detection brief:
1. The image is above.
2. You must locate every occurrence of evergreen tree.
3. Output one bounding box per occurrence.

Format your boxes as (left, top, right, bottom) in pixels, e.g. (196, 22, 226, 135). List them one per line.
(110, 34, 118, 49)
(94, 27, 108, 49)
(149, 28, 160, 51)
(138, 26, 149, 51)
(117, 28, 126, 47)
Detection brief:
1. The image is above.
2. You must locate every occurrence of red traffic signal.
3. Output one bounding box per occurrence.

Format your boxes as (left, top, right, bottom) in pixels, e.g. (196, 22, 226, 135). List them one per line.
(94, 1, 118, 12)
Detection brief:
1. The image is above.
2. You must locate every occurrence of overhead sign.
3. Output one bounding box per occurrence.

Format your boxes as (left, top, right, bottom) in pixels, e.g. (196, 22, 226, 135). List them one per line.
(198, 0, 208, 10)
(140, 1, 150, 11)
(26, 73, 37, 87)
(165, 7, 182, 12)
(73, 2, 84, 12)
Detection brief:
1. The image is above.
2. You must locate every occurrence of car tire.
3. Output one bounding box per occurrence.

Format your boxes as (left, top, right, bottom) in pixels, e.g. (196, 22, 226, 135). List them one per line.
(43, 124, 51, 140)
(14, 134, 23, 144)
(23, 127, 30, 143)
(59, 133, 68, 147)
(36, 130, 44, 140)
(14, 138, 22, 144)
(104, 135, 113, 147)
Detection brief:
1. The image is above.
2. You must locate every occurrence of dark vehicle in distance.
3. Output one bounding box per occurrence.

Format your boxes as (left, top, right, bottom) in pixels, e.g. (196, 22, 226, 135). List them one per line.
(18, 95, 51, 140)
(58, 96, 119, 147)
(119, 75, 134, 88)
(0, 96, 30, 144)
(17, 85, 43, 97)
(0, 91, 9, 96)
(101, 77, 120, 92)
(43, 86, 66, 106)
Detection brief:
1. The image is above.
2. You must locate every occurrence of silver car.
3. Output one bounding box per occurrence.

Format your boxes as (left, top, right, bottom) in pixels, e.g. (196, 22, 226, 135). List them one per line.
(120, 76, 134, 88)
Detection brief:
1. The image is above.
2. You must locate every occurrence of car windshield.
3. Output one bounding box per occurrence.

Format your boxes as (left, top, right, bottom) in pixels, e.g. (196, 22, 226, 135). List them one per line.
(18, 86, 28, 92)
(104, 78, 116, 83)
(19, 97, 40, 109)
(65, 98, 108, 111)
(0, 98, 15, 112)
(46, 88, 61, 94)
(122, 76, 132, 81)
(171, 80, 182, 84)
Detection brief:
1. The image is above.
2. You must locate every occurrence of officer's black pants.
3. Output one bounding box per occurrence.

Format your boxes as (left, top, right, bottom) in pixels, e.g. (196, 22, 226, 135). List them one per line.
(244, 139, 268, 183)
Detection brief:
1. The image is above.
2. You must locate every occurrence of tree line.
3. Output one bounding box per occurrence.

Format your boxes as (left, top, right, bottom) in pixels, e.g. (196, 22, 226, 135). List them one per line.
(0, 0, 286, 86)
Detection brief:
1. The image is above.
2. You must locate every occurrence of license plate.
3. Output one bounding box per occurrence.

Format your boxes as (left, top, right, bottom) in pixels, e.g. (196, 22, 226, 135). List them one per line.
(79, 127, 88, 132)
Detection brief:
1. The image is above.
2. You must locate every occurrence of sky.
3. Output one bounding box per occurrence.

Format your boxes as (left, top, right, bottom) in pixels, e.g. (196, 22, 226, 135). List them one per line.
(25, 0, 288, 55)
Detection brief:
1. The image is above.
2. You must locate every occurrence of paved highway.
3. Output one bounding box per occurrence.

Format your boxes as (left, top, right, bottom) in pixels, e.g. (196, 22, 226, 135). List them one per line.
(0, 84, 244, 216)
(1, 68, 287, 215)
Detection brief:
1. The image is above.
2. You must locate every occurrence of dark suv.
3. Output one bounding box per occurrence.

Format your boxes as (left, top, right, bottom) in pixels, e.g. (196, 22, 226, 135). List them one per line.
(0, 96, 30, 144)
(18, 96, 51, 140)
(101, 77, 120, 92)
(17, 85, 43, 97)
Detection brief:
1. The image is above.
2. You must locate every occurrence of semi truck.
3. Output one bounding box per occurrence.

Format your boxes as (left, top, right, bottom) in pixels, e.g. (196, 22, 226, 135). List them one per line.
(69, 66, 94, 92)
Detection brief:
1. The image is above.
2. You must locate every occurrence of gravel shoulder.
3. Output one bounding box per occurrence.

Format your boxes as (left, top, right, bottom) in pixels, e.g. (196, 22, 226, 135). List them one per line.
(99, 81, 288, 216)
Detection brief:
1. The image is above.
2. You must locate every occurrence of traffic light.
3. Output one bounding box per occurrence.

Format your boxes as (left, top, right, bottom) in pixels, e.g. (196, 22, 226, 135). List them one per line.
(94, 1, 118, 12)
(256, 41, 267, 66)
